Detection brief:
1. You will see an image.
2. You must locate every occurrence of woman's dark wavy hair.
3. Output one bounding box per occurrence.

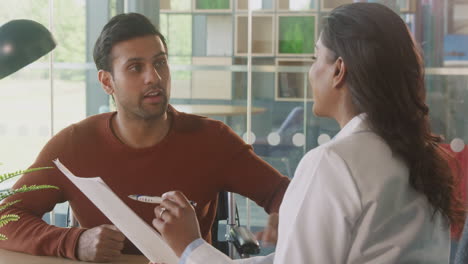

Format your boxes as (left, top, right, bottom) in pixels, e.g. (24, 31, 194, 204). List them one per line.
(321, 3, 464, 227)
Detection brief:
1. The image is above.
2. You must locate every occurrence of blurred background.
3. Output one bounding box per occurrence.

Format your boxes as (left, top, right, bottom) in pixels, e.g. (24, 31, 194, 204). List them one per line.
(0, 0, 466, 260)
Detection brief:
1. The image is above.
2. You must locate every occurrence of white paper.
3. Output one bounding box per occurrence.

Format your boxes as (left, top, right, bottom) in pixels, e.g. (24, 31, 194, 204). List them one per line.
(53, 159, 179, 264)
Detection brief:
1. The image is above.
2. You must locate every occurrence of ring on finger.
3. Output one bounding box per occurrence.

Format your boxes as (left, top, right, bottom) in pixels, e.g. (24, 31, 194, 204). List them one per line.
(159, 207, 168, 218)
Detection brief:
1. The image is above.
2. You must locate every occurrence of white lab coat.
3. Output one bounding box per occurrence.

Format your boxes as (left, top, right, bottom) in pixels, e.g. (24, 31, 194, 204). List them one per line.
(183, 114, 450, 264)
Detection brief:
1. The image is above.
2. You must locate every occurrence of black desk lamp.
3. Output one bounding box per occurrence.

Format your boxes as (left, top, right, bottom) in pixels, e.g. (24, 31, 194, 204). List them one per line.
(0, 19, 56, 79)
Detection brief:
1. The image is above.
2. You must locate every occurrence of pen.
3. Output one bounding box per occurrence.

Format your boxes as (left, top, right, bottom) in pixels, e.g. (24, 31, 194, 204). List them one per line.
(128, 194, 197, 207)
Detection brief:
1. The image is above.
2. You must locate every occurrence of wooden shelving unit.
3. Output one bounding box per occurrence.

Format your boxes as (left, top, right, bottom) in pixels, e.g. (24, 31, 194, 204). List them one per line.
(191, 57, 232, 100)
(163, 0, 415, 101)
(278, 0, 317, 11)
(235, 14, 275, 56)
(160, 0, 192, 12)
(276, 14, 317, 57)
(320, 0, 352, 12)
(193, 0, 232, 13)
(275, 58, 313, 101)
(236, 0, 274, 12)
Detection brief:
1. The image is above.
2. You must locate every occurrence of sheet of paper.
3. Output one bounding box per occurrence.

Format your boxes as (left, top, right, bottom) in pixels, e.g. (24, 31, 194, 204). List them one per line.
(53, 159, 179, 264)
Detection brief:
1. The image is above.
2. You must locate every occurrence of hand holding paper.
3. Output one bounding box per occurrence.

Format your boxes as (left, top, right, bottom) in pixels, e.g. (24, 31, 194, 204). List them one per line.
(53, 159, 179, 264)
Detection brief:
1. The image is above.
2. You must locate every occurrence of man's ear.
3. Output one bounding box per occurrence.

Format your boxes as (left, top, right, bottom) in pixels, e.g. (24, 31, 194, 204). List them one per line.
(332, 57, 347, 89)
(98, 70, 114, 95)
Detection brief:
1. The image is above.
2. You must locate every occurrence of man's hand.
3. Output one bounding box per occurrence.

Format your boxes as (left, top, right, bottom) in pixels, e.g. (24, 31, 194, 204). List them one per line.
(255, 213, 279, 246)
(152, 191, 202, 257)
(76, 224, 126, 262)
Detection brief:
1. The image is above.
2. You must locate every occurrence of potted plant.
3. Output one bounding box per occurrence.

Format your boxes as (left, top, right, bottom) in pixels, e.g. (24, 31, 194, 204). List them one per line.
(0, 167, 57, 240)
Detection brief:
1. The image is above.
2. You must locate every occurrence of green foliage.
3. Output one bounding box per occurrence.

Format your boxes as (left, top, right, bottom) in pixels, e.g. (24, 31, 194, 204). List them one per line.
(0, 214, 20, 228)
(0, 166, 56, 240)
(279, 16, 316, 54)
(0, 184, 58, 201)
(196, 0, 230, 9)
(0, 200, 21, 212)
(0, 167, 53, 182)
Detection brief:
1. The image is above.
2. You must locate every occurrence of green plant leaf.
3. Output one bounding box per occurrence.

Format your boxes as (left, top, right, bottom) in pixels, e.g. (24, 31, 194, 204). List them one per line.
(0, 165, 58, 241)
(0, 167, 53, 183)
(0, 200, 21, 212)
(0, 214, 20, 228)
(0, 185, 58, 200)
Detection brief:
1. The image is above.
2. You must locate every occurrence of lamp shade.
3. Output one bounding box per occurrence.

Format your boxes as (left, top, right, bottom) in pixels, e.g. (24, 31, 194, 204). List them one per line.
(0, 19, 56, 79)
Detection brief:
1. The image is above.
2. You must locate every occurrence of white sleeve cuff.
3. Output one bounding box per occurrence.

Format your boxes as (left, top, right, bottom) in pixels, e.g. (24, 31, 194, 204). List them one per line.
(179, 238, 205, 264)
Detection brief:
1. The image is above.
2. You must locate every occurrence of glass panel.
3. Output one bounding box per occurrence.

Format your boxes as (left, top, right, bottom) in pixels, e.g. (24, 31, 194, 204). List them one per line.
(53, 0, 86, 132)
(0, 68, 51, 174)
(0, 0, 51, 186)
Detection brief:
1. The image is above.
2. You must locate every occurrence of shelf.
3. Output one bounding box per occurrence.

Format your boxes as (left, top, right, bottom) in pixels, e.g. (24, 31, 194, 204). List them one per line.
(277, 14, 316, 56)
(159, 14, 192, 56)
(399, 0, 417, 13)
(278, 0, 317, 11)
(320, 0, 416, 13)
(235, 14, 275, 56)
(233, 57, 276, 100)
(320, 0, 352, 12)
(193, 0, 232, 12)
(275, 58, 313, 101)
(192, 14, 232, 56)
(169, 56, 192, 99)
(160, 0, 192, 12)
(236, 0, 274, 11)
(191, 57, 232, 99)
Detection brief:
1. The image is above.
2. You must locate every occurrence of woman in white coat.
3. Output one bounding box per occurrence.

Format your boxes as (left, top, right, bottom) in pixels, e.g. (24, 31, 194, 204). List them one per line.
(152, 3, 464, 263)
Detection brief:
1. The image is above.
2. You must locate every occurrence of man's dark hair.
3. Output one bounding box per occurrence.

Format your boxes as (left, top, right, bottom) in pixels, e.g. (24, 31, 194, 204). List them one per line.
(93, 12, 167, 72)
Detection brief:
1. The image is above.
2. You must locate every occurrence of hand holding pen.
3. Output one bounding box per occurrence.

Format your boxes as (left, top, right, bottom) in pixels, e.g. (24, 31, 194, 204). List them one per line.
(128, 194, 198, 207)
(151, 191, 202, 257)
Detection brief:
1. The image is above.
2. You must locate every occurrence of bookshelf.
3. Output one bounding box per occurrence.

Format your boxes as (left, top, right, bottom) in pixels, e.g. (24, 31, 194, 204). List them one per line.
(162, 0, 414, 101)
(275, 58, 313, 101)
(235, 14, 275, 56)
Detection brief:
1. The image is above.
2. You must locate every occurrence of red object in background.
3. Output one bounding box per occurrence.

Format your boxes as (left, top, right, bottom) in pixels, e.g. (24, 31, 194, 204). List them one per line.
(440, 144, 468, 239)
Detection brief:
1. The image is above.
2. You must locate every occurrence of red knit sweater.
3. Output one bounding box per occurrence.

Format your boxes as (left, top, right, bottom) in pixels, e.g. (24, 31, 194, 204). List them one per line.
(0, 106, 289, 260)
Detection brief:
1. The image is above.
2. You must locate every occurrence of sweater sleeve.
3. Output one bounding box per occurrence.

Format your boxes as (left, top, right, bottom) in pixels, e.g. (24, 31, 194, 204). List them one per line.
(216, 124, 290, 214)
(0, 126, 86, 260)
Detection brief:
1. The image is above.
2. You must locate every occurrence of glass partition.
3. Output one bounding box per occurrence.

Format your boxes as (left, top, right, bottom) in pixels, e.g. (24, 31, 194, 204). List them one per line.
(1, 0, 467, 260)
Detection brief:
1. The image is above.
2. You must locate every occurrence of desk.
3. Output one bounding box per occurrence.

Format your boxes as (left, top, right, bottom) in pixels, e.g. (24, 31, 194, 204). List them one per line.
(0, 249, 149, 264)
(172, 104, 266, 117)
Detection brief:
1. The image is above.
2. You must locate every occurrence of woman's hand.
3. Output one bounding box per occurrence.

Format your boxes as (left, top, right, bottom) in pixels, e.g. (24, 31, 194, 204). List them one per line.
(255, 213, 279, 247)
(152, 191, 201, 257)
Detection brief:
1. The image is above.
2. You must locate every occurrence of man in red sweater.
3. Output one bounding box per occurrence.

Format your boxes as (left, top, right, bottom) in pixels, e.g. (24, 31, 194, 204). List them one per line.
(0, 13, 289, 262)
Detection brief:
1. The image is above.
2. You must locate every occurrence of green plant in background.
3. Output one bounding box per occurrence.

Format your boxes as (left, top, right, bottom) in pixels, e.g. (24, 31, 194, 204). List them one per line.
(0, 166, 57, 240)
(196, 0, 230, 9)
(279, 16, 316, 54)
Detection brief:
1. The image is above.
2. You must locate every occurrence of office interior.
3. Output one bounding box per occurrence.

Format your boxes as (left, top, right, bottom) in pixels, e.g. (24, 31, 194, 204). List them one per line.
(0, 0, 467, 261)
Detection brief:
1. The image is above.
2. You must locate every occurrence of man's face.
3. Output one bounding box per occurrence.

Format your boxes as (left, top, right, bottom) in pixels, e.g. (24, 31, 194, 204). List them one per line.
(103, 35, 171, 121)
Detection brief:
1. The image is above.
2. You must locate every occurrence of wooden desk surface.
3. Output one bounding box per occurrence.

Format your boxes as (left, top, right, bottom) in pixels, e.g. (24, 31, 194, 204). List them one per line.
(173, 104, 266, 117)
(0, 249, 149, 264)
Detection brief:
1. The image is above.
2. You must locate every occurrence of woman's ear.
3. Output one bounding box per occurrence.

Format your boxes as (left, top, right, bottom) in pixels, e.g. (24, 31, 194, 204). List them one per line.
(333, 57, 347, 89)
(98, 70, 114, 95)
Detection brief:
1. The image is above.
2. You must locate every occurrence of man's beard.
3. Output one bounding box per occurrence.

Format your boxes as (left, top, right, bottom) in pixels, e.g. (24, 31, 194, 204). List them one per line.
(139, 95, 169, 120)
